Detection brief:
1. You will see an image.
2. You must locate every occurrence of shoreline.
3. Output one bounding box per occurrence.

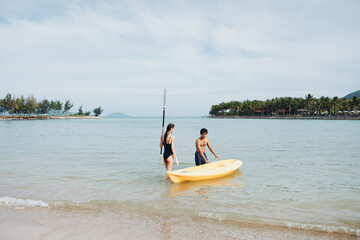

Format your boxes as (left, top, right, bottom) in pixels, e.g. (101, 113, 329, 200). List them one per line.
(209, 115, 360, 120)
(1, 195, 358, 237)
(1, 207, 358, 240)
(0, 115, 101, 120)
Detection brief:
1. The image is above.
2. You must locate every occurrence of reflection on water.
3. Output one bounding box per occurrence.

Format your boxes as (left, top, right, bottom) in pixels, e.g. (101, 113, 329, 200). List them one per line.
(167, 171, 243, 197)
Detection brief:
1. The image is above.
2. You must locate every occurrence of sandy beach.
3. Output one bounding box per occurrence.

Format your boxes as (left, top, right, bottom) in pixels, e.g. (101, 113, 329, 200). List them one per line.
(1, 207, 357, 240)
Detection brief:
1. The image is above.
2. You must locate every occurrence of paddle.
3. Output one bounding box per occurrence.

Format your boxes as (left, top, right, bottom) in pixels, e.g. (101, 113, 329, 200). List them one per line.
(160, 88, 166, 164)
(159, 88, 179, 166)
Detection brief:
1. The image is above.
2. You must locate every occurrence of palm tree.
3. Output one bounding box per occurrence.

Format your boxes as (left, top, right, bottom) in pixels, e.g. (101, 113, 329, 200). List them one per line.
(209, 104, 221, 116)
(231, 101, 242, 116)
(50, 100, 56, 116)
(0, 99, 5, 115)
(242, 100, 252, 115)
(55, 100, 62, 116)
(283, 97, 292, 115)
(339, 98, 349, 115)
(351, 96, 359, 114)
(292, 97, 304, 115)
(318, 96, 327, 114)
(305, 94, 314, 115)
(77, 105, 84, 116)
(312, 98, 320, 115)
(2, 93, 13, 114)
(323, 97, 332, 115)
(251, 100, 262, 115)
(11, 96, 25, 115)
(63, 100, 73, 115)
(93, 106, 104, 117)
(227, 101, 239, 116)
(25, 95, 37, 115)
(39, 99, 50, 115)
(331, 96, 340, 115)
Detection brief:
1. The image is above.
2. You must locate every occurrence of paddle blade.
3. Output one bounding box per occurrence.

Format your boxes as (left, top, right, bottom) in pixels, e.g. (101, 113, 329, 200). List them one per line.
(163, 88, 166, 107)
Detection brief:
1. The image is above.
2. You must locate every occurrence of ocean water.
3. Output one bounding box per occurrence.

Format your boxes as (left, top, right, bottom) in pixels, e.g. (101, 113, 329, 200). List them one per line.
(0, 118, 359, 235)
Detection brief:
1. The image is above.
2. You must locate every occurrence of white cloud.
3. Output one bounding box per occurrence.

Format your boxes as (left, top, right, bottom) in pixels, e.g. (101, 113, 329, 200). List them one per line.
(0, 0, 359, 116)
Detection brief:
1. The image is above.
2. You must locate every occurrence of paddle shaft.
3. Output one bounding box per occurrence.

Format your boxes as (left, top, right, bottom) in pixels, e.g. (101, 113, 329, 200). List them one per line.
(160, 89, 166, 155)
(160, 107, 165, 154)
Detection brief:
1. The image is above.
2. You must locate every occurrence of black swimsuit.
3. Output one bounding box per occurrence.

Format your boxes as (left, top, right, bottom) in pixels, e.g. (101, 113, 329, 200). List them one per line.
(163, 138, 173, 160)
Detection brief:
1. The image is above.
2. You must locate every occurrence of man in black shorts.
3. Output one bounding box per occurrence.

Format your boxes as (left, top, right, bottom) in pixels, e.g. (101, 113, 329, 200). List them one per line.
(195, 128, 220, 166)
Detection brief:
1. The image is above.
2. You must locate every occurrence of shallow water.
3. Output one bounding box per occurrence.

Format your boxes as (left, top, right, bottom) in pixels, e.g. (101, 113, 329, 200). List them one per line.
(0, 118, 359, 235)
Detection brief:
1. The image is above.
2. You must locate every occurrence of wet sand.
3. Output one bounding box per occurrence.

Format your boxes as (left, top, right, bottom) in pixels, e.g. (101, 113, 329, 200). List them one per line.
(1, 208, 357, 240)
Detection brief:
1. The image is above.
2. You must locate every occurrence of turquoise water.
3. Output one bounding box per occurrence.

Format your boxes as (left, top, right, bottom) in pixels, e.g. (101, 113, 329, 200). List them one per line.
(1, 118, 359, 234)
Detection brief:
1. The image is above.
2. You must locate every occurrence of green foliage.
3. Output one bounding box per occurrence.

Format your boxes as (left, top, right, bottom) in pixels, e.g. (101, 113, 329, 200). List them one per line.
(55, 100, 62, 116)
(93, 106, 103, 117)
(49, 100, 62, 116)
(77, 105, 84, 116)
(1, 94, 13, 113)
(37, 99, 50, 114)
(74, 105, 93, 116)
(63, 100, 73, 114)
(11, 95, 25, 115)
(25, 95, 37, 115)
(0, 101, 4, 114)
(210, 94, 360, 116)
(50, 100, 56, 116)
(0, 93, 99, 117)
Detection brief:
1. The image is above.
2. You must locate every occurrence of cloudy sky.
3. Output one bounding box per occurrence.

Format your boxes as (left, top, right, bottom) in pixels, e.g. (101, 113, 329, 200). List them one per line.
(1, 0, 359, 116)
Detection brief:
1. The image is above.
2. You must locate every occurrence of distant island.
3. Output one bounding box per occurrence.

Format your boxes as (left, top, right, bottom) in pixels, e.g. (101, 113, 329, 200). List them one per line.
(344, 90, 360, 99)
(0, 93, 103, 120)
(105, 112, 132, 118)
(0, 115, 101, 120)
(209, 92, 360, 120)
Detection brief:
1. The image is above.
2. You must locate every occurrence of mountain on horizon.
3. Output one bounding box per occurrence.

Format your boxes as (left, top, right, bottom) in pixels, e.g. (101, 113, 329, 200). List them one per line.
(344, 90, 360, 99)
(105, 112, 132, 118)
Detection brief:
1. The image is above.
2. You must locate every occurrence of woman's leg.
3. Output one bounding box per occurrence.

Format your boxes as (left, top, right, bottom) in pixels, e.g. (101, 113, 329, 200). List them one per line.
(166, 156, 174, 171)
(163, 156, 174, 180)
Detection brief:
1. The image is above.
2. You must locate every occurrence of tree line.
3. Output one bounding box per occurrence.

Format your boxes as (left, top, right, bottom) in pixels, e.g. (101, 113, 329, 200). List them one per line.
(0, 93, 104, 117)
(209, 94, 360, 117)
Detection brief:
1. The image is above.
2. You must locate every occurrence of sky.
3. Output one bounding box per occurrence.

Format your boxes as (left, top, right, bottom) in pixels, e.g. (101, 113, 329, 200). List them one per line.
(0, 0, 359, 117)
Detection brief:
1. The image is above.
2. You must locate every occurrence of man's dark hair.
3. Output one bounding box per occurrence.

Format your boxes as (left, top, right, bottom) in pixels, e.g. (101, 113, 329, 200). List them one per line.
(200, 128, 208, 134)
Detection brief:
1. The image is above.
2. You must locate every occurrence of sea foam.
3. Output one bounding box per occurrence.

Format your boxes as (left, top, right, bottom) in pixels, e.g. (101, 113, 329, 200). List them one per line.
(0, 196, 49, 209)
(265, 219, 360, 236)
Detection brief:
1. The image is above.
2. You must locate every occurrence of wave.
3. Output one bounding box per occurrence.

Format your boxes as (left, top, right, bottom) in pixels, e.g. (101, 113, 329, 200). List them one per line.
(1, 196, 359, 237)
(0, 196, 93, 209)
(0, 196, 49, 209)
(263, 219, 360, 237)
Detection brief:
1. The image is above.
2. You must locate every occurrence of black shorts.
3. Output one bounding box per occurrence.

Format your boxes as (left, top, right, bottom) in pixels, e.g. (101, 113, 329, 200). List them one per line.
(195, 152, 208, 166)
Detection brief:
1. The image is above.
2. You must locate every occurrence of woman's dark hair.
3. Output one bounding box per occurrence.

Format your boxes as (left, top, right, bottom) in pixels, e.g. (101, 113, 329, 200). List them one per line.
(164, 123, 175, 144)
(200, 128, 208, 134)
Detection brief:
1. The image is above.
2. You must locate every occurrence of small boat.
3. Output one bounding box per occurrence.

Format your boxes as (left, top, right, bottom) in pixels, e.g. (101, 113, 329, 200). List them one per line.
(167, 159, 242, 183)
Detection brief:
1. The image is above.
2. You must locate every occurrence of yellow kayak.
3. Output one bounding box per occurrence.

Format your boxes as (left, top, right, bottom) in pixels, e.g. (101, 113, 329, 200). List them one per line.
(166, 159, 242, 183)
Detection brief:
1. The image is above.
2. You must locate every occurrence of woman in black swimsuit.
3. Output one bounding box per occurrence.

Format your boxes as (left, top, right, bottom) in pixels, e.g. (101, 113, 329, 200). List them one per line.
(160, 123, 178, 179)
